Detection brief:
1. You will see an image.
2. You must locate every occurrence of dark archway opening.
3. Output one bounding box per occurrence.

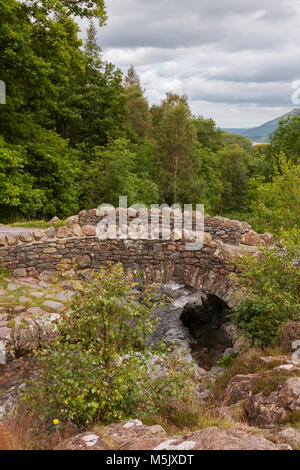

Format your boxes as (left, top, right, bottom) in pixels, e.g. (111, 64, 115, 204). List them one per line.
(180, 293, 234, 368)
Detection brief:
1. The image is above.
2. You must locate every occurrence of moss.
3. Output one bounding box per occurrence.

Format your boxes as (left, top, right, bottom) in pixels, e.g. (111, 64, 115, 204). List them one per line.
(8, 319, 15, 328)
(53, 220, 70, 228)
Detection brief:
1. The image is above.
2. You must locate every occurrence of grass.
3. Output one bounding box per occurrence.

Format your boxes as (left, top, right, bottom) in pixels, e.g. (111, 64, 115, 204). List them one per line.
(0, 411, 78, 450)
(10, 220, 50, 229)
(253, 368, 300, 396)
(0, 266, 10, 286)
(9, 219, 70, 230)
(211, 349, 285, 402)
(53, 220, 70, 228)
(139, 398, 233, 437)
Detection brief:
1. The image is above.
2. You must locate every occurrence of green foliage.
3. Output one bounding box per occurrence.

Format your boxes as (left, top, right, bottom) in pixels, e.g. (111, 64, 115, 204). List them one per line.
(268, 111, 300, 164)
(217, 353, 238, 368)
(82, 139, 159, 208)
(217, 145, 250, 213)
(221, 131, 253, 152)
(194, 116, 224, 153)
(196, 147, 222, 213)
(0, 137, 45, 222)
(232, 232, 300, 347)
(124, 67, 152, 141)
(24, 264, 196, 426)
(248, 153, 300, 234)
(155, 102, 200, 205)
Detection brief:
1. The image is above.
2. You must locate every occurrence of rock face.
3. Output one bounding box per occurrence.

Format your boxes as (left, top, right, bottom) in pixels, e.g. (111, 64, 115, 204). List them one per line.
(244, 377, 300, 427)
(221, 370, 300, 428)
(280, 428, 300, 448)
(222, 374, 260, 406)
(56, 420, 290, 450)
(241, 230, 261, 246)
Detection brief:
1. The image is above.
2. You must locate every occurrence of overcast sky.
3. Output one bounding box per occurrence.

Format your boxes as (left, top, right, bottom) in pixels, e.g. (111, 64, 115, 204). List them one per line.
(83, 0, 300, 128)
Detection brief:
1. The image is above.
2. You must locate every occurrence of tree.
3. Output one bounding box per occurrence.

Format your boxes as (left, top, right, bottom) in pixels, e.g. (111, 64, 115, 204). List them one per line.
(124, 65, 141, 88)
(0, 137, 44, 222)
(217, 145, 250, 214)
(155, 102, 199, 205)
(85, 20, 102, 61)
(268, 111, 300, 165)
(194, 116, 224, 153)
(124, 66, 152, 140)
(82, 139, 158, 208)
(196, 147, 222, 213)
(23, 126, 80, 219)
(221, 131, 253, 153)
(28, 0, 107, 25)
(248, 153, 300, 234)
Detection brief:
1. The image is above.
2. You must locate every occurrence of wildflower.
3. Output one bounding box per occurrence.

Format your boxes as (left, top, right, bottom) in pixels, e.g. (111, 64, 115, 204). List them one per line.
(53, 419, 59, 426)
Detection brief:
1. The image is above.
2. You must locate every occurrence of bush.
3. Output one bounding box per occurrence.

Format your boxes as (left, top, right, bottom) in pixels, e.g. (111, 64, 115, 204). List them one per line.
(232, 232, 300, 347)
(23, 263, 196, 426)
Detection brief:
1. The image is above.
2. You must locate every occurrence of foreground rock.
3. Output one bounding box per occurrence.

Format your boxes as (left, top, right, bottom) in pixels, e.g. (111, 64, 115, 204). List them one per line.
(221, 370, 300, 427)
(244, 376, 300, 427)
(56, 420, 291, 450)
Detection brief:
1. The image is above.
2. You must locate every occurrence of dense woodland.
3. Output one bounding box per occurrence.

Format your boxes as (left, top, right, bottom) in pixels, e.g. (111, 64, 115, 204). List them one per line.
(1, 0, 300, 238)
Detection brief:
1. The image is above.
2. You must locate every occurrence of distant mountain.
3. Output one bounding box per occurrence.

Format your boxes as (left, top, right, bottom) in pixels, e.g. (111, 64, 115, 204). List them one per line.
(223, 108, 300, 143)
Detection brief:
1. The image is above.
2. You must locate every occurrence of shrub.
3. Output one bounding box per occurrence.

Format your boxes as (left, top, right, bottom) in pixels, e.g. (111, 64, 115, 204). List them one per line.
(232, 231, 300, 347)
(23, 263, 196, 427)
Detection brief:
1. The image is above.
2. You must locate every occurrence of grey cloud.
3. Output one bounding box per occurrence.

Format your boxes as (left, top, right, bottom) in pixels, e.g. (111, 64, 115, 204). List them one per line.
(84, 0, 300, 126)
(100, 0, 298, 50)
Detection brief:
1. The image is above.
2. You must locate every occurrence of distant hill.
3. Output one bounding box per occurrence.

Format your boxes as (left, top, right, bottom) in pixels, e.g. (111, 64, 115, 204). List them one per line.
(223, 108, 300, 143)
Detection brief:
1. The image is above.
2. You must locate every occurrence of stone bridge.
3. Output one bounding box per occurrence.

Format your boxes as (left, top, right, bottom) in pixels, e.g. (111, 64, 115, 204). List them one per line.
(0, 208, 274, 307)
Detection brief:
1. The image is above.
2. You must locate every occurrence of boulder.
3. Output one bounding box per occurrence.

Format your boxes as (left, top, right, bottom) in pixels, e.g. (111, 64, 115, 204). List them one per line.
(45, 227, 56, 239)
(81, 225, 96, 237)
(241, 230, 261, 246)
(12, 268, 27, 278)
(244, 377, 300, 427)
(72, 254, 92, 268)
(18, 232, 33, 243)
(260, 233, 275, 247)
(49, 216, 60, 226)
(280, 428, 300, 448)
(66, 215, 79, 226)
(12, 311, 60, 355)
(57, 422, 290, 450)
(233, 336, 251, 353)
(5, 234, 18, 246)
(43, 300, 65, 313)
(33, 230, 45, 241)
(222, 374, 260, 406)
(56, 226, 70, 239)
(71, 224, 83, 237)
